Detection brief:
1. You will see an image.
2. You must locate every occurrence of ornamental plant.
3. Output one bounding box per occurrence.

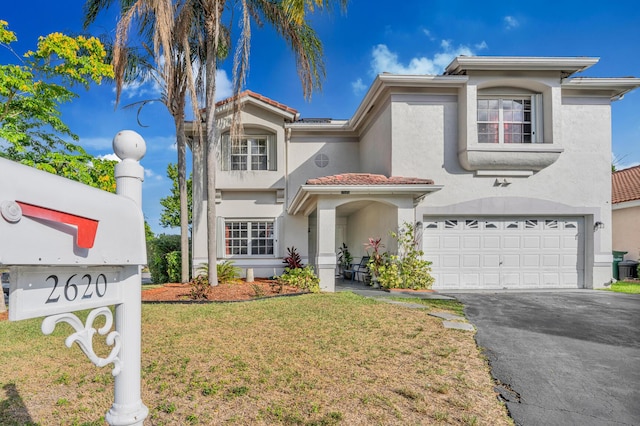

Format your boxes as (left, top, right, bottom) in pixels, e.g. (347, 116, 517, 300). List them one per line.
(367, 223, 435, 290)
(283, 246, 304, 269)
(278, 266, 320, 293)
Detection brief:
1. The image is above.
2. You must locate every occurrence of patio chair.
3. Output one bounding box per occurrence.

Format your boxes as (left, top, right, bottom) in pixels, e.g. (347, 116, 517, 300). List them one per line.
(345, 256, 370, 282)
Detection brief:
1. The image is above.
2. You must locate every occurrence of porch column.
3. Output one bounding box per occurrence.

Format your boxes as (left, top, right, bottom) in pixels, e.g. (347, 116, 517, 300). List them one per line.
(397, 203, 415, 230)
(315, 200, 337, 292)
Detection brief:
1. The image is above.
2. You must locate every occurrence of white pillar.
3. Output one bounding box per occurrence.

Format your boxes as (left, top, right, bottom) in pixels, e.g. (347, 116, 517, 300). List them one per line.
(106, 131, 149, 426)
(315, 201, 336, 292)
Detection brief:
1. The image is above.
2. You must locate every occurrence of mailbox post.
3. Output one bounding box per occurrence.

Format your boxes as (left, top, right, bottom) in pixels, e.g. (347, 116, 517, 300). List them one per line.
(107, 130, 149, 425)
(1, 130, 149, 425)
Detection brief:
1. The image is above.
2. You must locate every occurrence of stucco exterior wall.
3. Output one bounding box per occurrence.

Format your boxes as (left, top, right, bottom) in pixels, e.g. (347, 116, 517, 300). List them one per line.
(613, 205, 640, 260)
(359, 103, 392, 175)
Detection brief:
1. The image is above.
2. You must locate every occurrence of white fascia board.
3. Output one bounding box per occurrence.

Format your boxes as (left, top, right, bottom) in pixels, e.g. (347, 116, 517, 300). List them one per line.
(562, 78, 640, 100)
(285, 121, 352, 132)
(288, 184, 444, 215)
(216, 96, 298, 121)
(445, 56, 600, 75)
(613, 199, 640, 210)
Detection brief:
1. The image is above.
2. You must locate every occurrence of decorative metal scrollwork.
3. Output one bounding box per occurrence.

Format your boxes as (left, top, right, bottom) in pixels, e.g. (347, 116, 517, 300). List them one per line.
(42, 307, 122, 376)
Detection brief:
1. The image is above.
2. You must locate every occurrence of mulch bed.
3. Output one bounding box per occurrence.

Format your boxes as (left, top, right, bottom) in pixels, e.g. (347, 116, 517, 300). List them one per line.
(141, 278, 304, 303)
(0, 279, 304, 321)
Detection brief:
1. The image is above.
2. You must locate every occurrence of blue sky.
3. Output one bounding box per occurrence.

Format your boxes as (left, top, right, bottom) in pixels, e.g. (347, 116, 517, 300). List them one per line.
(2, 1, 639, 235)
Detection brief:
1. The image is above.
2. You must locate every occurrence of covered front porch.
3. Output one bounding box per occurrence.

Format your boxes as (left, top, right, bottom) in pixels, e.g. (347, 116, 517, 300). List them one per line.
(288, 174, 441, 291)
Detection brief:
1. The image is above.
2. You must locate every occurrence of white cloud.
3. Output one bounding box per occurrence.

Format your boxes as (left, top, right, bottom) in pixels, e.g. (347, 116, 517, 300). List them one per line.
(144, 168, 163, 181)
(96, 153, 121, 162)
(422, 28, 436, 41)
(369, 41, 475, 76)
(351, 78, 367, 96)
(215, 69, 233, 101)
(504, 16, 519, 30)
(475, 41, 489, 50)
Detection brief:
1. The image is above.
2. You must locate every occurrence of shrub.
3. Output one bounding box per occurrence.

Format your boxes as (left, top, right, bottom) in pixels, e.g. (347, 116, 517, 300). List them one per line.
(278, 266, 320, 293)
(193, 261, 241, 284)
(165, 251, 182, 283)
(148, 234, 181, 283)
(217, 260, 240, 284)
(368, 223, 435, 290)
(282, 246, 303, 269)
(189, 274, 210, 300)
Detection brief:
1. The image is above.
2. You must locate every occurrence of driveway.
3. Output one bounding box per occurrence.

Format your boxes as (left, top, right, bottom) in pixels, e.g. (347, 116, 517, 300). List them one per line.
(448, 291, 640, 426)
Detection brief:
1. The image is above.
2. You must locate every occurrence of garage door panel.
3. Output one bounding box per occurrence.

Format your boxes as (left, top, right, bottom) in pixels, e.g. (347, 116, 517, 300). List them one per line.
(523, 254, 540, 267)
(483, 254, 501, 267)
(424, 236, 440, 250)
(542, 255, 560, 267)
(425, 216, 584, 290)
(463, 236, 481, 249)
(562, 254, 578, 267)
(442, 236, 460, 249)
(462, 255, 481, 268)
(502, 254, 520, 267)
(503, 236, 520, 248)
(543, 236, 561, 249)
(523, 236, 541, 249)
(442, 255, 460, 267)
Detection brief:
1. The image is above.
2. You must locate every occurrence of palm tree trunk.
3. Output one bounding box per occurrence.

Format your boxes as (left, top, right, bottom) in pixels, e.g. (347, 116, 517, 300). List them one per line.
(205, 9, 219, 287)
(175, 115, 190, 283)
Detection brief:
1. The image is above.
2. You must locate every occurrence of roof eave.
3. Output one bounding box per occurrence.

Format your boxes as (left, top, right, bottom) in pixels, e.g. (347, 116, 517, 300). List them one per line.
(562, 78, 640, 100)
(288, 184, 444, 216)
(445, 56, 600, 76)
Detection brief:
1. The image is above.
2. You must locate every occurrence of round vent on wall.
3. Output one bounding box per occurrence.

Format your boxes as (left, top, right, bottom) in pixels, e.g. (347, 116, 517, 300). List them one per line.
(314, 153, 329, 168)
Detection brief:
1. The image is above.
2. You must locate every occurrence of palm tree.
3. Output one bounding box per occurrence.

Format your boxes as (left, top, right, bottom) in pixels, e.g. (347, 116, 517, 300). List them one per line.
(85, 0, 347, 286)
(84, 0, 216, 283)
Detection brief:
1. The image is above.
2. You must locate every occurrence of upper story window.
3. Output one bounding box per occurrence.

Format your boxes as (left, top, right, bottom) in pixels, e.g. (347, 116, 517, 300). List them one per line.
(221, 133, 276, 171)
(478, 96, 541, 143)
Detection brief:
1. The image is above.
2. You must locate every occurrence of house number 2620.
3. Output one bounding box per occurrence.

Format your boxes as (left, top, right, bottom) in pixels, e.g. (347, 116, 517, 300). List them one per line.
(45, 274, 108, 304)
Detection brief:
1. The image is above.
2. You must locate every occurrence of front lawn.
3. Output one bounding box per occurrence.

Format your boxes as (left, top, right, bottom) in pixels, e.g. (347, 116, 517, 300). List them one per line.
(0, 292, 511, 425)
(602, 281, 640, 294)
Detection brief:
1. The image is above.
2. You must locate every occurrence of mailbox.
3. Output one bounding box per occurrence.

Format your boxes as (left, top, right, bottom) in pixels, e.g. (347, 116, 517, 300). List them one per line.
(0, 157, 147, 321)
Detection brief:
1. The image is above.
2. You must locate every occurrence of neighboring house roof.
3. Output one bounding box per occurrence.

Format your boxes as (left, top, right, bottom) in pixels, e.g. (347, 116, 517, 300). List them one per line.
(612, 165, 640, 204)
(306, 173, 434, 185)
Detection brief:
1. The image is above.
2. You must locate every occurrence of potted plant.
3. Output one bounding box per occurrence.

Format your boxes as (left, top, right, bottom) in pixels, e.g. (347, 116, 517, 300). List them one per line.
(337, 243, 353, 279)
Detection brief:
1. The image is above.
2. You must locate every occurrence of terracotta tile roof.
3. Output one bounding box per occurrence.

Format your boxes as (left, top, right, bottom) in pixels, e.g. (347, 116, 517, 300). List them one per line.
(306, 173, 434, 185)
(215, 90, 298, 115)
(612, 165, 640, 204)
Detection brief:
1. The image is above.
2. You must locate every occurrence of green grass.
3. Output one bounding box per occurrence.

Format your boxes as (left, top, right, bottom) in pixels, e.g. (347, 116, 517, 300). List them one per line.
(0, 292, 512, 425)
(602, 281, 640, 294)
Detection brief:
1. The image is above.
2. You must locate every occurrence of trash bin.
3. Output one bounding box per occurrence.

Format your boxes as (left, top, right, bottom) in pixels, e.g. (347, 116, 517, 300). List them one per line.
(618, 260, 639, 280)
(612, 250, 628, 280)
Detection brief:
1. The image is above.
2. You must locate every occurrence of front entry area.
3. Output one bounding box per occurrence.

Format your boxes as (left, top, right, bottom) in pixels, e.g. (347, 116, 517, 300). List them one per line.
(423, 217, 585, 290)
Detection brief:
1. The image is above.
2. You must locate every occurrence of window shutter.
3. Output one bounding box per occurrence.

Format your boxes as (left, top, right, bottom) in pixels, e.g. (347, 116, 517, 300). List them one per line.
(221, 134, 230, 170)
(532, 94, 543, 143)
(267, 134, 277, 171)
(275, 215, 284, 257)
(217, 216, 225, 257)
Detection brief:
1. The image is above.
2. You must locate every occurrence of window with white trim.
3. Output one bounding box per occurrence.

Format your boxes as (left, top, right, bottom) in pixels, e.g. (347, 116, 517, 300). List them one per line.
(224, 220, 275, 256)
(477, 94, 542, 143)
(221, 133, 276, 171)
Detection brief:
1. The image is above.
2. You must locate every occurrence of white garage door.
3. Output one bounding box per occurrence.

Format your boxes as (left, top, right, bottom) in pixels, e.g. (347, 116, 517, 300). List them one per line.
(423, 217, 584, 290)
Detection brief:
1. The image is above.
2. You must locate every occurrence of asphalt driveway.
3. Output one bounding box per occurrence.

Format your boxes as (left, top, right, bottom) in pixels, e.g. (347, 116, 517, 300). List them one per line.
(448, 290, 640, 426)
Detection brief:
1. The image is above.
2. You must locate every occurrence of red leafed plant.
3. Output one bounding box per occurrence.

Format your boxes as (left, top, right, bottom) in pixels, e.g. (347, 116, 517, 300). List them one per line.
(283, 246, 304, 269)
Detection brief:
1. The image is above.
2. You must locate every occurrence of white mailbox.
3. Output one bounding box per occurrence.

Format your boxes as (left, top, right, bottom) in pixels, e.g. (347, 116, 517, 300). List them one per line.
(1, 156, 146, 321)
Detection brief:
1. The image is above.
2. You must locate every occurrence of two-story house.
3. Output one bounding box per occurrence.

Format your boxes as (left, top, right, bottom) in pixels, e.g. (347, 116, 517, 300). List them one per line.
(186, 56, 640, 292)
